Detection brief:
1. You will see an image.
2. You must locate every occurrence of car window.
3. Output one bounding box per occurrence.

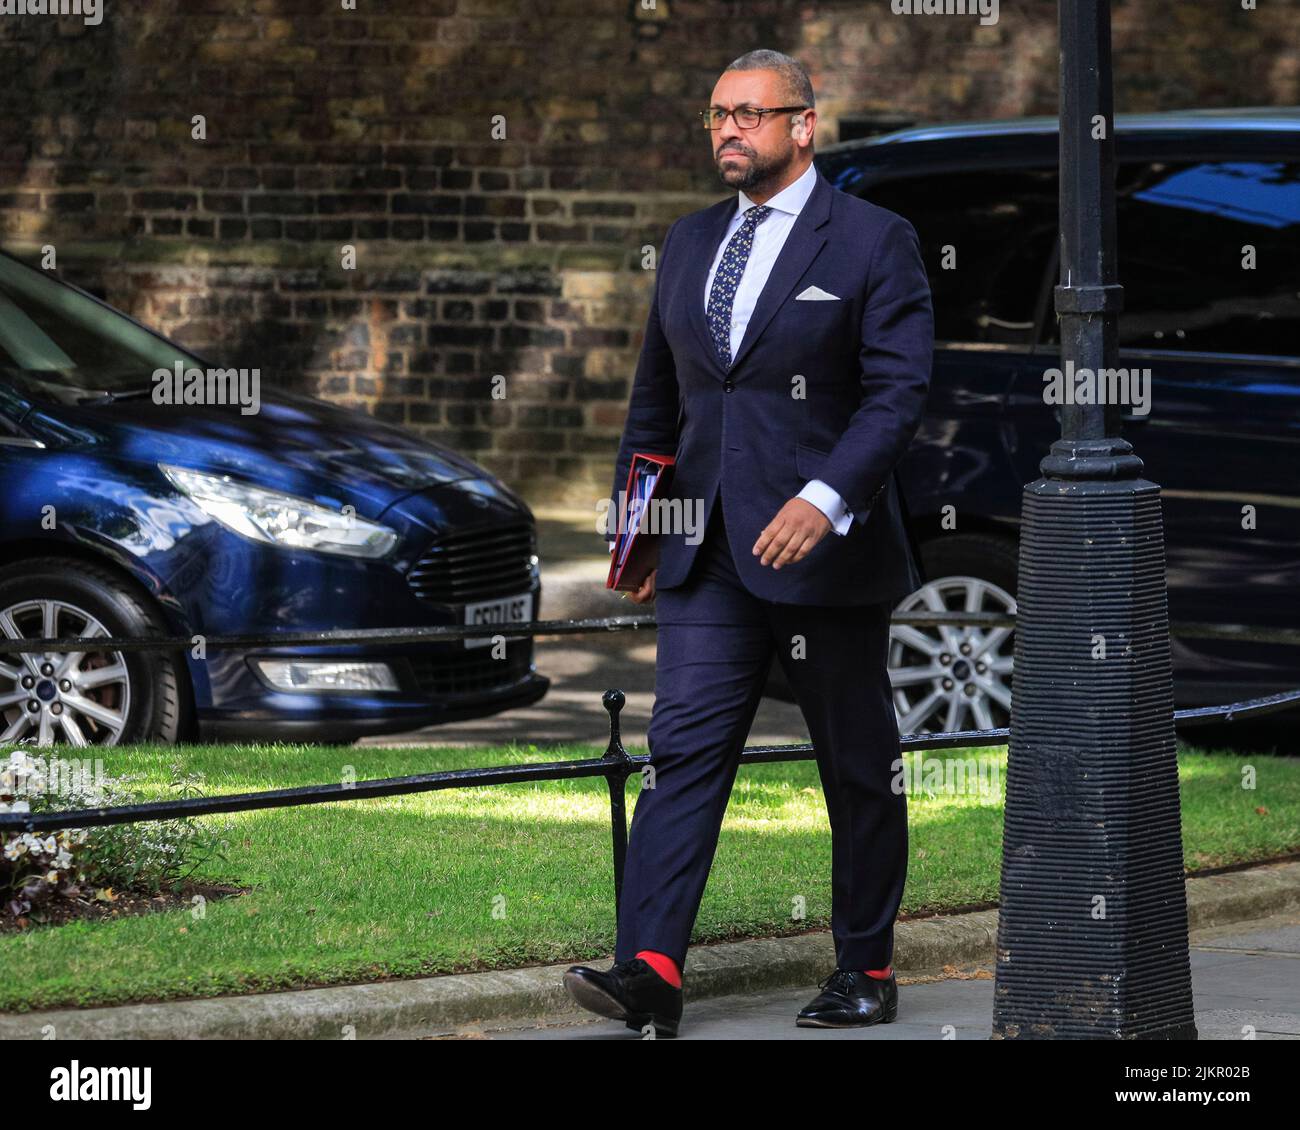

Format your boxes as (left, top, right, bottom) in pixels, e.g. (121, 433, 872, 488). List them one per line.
(865, 170, 1057, 347)
(1111, 161, 1300, 356)
(1034, 160, 1300, 357)
(0, 254, 204, 395)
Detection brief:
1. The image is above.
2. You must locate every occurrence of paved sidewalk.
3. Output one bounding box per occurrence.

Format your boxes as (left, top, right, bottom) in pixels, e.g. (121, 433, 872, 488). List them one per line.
(441, 910, 1300, 1041)
(530, 504, 630, 623)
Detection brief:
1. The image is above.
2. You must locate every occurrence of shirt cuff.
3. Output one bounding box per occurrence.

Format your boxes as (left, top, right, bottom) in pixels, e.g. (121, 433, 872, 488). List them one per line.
(797, 479, 854, 535)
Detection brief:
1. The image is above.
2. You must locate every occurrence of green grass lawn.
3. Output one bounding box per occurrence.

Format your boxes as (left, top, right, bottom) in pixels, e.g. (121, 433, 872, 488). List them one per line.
(1, 739, 1296, 1012)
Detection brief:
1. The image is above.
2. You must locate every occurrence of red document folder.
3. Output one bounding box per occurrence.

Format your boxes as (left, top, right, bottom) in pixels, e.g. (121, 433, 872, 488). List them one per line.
(606, 452, 676, 592)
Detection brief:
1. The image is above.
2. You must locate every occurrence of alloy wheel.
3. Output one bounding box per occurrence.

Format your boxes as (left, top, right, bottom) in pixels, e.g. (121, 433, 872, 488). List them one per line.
(889, 576, 1015, 735)
(0, 599, 131, 746)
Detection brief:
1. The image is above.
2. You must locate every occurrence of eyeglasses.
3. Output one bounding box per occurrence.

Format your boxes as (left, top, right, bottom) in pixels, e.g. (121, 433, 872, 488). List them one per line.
(698, 105, 808, 130)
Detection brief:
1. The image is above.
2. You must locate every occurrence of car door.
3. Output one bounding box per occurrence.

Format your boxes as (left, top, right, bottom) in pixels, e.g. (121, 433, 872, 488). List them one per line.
(1010, 158, 1300, 703)
(865, 167, 1059, 534)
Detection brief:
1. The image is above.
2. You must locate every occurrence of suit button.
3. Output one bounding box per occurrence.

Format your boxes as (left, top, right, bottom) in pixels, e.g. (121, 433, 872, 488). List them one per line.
(723, 379, 735, 392)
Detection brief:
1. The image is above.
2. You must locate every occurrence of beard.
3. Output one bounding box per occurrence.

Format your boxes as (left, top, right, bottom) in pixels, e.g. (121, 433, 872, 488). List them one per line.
(714, 142, 791, 194)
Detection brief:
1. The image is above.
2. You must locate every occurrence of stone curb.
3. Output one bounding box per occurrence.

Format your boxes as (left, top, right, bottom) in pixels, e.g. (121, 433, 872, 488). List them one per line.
(2, 859, 1296, 1040)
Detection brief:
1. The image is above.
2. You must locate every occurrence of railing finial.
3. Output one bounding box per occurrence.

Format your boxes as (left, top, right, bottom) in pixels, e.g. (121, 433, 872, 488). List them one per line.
(602, 689, 628, 762)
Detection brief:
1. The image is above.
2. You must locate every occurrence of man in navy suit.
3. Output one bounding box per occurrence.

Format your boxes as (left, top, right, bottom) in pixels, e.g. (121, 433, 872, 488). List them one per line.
(564, 49, 933, 1037)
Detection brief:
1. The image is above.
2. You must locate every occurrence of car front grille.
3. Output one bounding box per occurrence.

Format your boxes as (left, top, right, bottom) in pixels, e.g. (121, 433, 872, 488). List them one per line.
(406, 639, 534, 696)
(406, 522, 536, 606)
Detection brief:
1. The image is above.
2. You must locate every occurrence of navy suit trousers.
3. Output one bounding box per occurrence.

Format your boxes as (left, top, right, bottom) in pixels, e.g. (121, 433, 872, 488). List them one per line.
(614, 489, 908, 972)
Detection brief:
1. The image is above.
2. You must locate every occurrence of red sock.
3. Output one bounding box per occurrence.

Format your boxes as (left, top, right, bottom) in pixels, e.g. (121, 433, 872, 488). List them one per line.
(863, 965, 892, 979)
(636, 949, 682, 988)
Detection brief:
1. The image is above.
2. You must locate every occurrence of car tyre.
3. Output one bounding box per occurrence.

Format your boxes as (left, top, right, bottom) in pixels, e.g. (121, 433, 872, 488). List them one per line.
(0, 557, 191, 746)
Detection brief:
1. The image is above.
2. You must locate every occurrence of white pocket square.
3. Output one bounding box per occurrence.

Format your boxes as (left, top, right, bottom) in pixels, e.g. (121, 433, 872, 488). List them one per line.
(795, 285, 840, 301)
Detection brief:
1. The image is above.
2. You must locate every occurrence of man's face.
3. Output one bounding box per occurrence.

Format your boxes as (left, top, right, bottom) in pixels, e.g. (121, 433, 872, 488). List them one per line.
(707, 69, 812, 193)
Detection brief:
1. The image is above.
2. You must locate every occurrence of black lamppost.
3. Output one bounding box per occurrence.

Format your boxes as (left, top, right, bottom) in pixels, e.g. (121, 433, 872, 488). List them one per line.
(991, 0, 1197, 1039)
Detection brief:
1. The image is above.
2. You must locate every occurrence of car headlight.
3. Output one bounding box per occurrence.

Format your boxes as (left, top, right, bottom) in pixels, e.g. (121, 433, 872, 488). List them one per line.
(160, 464, 398, 559)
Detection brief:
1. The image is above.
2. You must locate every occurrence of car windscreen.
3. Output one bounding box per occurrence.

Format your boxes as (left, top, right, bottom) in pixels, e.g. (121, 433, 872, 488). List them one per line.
(0, 254, 205, 397)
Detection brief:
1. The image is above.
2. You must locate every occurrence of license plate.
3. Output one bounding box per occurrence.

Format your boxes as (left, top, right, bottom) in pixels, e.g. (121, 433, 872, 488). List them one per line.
(463, 591, 533, 648)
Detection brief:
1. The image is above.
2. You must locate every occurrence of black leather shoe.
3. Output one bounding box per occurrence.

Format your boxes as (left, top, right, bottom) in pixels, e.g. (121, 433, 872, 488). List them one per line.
(563, 957, 683, 1038)
(795, 968, 898, 1028)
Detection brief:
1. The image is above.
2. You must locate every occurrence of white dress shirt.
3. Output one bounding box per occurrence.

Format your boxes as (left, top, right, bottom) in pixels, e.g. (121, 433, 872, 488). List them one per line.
(703, 161, 853, 535)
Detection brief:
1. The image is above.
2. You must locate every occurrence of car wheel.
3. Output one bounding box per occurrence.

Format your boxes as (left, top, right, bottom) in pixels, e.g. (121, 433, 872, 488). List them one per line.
(890, 534, 1018, 735)
(0, 558, 190, 747)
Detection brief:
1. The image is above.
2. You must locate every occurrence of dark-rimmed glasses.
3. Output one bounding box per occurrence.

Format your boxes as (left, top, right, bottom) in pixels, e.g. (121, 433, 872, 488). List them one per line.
(698, 106, 809, 130)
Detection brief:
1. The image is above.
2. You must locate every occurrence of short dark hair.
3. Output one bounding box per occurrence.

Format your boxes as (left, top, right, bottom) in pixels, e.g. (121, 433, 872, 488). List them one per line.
(722, 49, 815, 112)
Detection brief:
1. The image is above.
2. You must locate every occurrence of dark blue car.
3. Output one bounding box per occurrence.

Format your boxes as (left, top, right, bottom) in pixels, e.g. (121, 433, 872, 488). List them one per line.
(800, 109, 1300, 733)
(0, 251, 548, 745)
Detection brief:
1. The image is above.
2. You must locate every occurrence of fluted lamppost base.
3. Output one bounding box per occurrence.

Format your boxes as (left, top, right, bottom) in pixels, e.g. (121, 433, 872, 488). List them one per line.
(991, 441, 1196, 1040)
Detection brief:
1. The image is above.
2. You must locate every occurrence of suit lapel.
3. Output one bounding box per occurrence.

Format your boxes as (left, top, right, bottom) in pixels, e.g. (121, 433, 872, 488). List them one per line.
(683, 165, 835, 380)
(727, 167, 832, 376)
(685, 199, 738, 374)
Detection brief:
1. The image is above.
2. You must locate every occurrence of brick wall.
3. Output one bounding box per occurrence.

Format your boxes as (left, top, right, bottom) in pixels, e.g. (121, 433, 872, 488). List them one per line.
(2, 0, 1295, 507)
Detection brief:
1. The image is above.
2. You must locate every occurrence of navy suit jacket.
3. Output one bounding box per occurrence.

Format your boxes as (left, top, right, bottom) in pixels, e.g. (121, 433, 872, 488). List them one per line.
(606, 164, 934, 606)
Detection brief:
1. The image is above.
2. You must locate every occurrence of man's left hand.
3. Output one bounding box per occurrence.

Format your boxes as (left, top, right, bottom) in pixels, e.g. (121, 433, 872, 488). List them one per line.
(752, 498, 832, 569)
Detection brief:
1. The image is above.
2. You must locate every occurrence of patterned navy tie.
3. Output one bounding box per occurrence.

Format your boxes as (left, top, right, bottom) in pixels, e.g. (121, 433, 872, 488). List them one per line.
(706, 204, 773, 369)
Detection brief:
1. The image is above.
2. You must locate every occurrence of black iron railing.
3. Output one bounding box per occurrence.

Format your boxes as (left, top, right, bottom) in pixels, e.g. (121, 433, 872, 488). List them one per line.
(11, 610, 1300, 653)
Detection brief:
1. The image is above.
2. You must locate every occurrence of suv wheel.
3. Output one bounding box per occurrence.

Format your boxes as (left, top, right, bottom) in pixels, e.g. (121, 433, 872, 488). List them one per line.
(0, 558, 190, 746)
(890, 534, 1018, 735)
